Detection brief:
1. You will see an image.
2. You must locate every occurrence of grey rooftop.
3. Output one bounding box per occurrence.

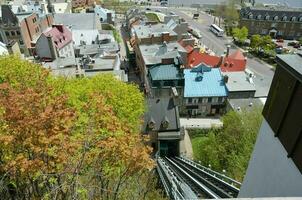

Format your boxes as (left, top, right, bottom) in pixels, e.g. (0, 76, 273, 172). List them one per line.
(132, 24, 178, 39)
(222, 72, 256, 92)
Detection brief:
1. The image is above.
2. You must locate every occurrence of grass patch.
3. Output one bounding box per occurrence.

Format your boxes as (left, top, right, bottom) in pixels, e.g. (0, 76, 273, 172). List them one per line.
(145, 13, 160, 22)
(102, 24, 122, 43)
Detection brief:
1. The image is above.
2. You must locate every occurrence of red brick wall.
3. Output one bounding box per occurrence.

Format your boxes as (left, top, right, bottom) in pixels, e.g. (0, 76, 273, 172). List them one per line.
(19, 20, 32, 49)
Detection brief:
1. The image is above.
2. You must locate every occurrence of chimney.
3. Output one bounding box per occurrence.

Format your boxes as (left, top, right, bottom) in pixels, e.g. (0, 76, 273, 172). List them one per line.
(223, 75, 229, 83)
(162, 32, 170, 43)
(216, 55, 224, 68)
(226, 45, 230, 57)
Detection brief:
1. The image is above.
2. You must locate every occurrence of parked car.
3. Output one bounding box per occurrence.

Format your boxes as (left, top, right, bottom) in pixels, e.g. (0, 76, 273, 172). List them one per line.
(276, 38, 284, 43)
(275, 47, 283, 54)
(146, 8, 151, 11)
(294, 43, 301, 48)
(288, 41, 299, 46)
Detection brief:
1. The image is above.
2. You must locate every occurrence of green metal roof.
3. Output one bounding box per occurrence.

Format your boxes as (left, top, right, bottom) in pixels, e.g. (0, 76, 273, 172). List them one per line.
(149, 64, 183, 81)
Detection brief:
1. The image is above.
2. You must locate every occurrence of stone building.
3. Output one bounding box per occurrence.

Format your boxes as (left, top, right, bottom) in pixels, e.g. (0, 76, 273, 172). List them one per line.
(239, 6, 302, 39)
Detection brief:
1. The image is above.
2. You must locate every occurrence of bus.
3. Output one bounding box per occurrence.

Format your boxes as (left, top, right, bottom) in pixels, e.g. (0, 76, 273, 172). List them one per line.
(210, 24, 224, 37)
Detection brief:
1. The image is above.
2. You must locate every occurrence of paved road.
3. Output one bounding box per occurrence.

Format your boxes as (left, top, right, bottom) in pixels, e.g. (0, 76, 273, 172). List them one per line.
(180, 118, 223, 129)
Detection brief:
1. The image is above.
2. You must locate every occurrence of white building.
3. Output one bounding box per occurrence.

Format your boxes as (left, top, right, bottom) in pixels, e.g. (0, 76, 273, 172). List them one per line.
(94, 5, 115, 24)
(0, 42, 8, 55)
(36, 24, 74, 61)
(72, 29, 114, 46)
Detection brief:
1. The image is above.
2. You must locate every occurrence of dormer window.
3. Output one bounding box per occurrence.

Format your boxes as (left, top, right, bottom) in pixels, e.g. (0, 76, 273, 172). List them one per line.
(257, 15, 261, 20)
(291, 17, 296, 21)
(249, 14, 253, 19)
(282, 16, 287, 21)
(148, 117, 156, 130)
(299, 17, 302, 22)
(274, 16, 278, 21)
(265, 15, 270, 20)
(161, 116, 169, 129)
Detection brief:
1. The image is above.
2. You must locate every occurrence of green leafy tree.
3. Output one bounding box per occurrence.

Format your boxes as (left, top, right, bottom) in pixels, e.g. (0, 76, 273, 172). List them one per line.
(191, 107, 263, 181)
(232, 26, 248, 44)
(250, 34, 262, 51)
(0, 56, 164, 200)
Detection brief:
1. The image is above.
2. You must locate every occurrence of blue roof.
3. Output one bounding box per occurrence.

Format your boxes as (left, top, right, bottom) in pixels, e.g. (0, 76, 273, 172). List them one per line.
(149, 64, 183, 81)
(184, 67, 228, 97)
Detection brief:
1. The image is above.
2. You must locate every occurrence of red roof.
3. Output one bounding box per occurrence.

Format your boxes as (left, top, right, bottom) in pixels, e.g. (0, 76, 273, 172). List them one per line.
(228, 50, 245, 60)
(187, 50, 246, 72)
(43, 25, 72, 49)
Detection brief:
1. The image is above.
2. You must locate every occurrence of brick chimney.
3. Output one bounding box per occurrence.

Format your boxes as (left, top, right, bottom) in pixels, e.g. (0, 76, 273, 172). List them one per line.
(226, 45, 231, 57)
(162, 32, 170, 43)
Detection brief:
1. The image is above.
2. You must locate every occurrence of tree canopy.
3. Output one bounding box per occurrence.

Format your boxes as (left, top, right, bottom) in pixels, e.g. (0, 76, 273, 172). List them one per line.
(191, 107, 263, 181)
(232, 26, 248, 44)
(0, 56, 163, 199)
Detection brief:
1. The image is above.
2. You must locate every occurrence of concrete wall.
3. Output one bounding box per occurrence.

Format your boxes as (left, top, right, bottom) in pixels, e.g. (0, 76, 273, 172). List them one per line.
(58, 42, 74, 58)
(239, 120, 302, 197)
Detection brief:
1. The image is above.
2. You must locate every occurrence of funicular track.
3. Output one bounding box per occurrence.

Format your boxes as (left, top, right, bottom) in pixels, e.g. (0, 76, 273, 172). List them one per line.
(157, 156, 241, 199)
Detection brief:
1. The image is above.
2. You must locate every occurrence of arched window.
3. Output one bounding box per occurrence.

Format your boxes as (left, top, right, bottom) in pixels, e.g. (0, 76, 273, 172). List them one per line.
(291, 17, 296, 21)
(282, 16, 287, 21)
(299, 17, 302, 22)
(274, 16, 279, 21)
(265, 15, 270, 20)
(249, 14, 253, 19)
(257, 15, 262, 20)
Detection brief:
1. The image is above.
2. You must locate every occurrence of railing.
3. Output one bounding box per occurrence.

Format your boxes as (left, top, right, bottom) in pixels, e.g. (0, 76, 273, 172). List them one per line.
(179, 156, 241, 188)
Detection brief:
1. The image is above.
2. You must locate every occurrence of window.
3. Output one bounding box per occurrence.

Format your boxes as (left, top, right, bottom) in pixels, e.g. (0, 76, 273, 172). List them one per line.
(212, 97, 218, 103)
(32, 17, 36, 23)
(261, 29, 268, 34)
(271, 23, 277, 28)
(257, 15, 261, 20)
(291, 17, 296, 21)
(5, 31, 9, 36)
(265, 15, 270, 20)
(16, 30, 20, 35)
(249, 14, 253, 19)
(218, 97, 223, 102)
(274, 16, 279, 21)
(282, 16, 287, 21)
(202, 98, 208, 103)
(201, 106, 207, 114)
(187, 98, 192, 104)
(192, 98, 198, 104)
(19, 39, 24, 45)
(11, 31, 15, 36)
(299, 17, 302, 22)
(198, 98, 203, 103)
(278, 30, 284, 36)
(208, 97, 212, 103)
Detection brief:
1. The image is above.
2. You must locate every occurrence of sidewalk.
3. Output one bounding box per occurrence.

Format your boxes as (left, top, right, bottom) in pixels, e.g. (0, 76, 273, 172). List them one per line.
(179, 129, 193, 159)
(180, 117, 223, 129)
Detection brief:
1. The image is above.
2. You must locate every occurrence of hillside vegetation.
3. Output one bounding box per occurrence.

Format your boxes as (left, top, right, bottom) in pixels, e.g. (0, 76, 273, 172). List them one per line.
(191, 107, 263, 181)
